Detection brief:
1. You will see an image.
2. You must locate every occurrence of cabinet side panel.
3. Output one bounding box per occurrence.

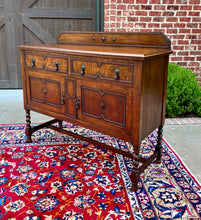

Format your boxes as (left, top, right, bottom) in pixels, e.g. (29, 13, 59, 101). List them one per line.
(140, 56, 167, 140)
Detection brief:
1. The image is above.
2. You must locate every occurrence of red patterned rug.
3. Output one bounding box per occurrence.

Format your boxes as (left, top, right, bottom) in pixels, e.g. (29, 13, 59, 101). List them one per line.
(0, 123, 200, 220)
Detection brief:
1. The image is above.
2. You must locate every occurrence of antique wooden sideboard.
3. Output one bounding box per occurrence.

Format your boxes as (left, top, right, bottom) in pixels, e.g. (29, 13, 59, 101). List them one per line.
(18, 32, 172, 191)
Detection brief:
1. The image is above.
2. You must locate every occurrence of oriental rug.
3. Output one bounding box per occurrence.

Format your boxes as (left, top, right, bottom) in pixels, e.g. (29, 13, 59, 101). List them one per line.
(0, 123, 200, 220)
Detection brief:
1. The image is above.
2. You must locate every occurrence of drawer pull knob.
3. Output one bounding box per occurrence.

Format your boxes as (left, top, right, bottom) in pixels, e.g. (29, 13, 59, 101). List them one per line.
(43, 88, 47, 95)
(101, 36, 106, 42)
(100, 101, 105, 109)
(61, 93, 65, 105)
(55, 61, 59, 71)
(114, 68, 120, 80)
(81, 65, 86, 75)
(31, 58, 35, 67)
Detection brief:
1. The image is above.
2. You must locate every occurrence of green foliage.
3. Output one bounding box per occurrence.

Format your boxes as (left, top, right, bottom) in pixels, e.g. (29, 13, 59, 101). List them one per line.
(166, 64, 201, 117)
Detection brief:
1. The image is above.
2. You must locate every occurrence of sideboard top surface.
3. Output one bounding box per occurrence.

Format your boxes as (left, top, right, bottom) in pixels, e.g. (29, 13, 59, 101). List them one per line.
(18, 31, 172, 59)
(18, 44, 172, 59)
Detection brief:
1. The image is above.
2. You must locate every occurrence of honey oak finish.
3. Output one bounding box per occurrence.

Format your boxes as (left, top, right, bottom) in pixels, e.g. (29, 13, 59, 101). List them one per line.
(18, 32, 172, 191)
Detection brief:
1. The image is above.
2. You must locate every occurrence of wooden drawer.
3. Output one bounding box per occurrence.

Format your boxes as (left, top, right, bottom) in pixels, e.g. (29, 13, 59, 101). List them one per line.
(25, 54, 44, 69)
(45, 56, 68, 72)
(71, 57, 134, 82)
(25, 53, 68, 73)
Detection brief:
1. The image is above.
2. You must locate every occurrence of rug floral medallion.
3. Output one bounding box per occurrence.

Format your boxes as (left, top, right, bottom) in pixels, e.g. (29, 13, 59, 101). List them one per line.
(0, 123, 200, 220)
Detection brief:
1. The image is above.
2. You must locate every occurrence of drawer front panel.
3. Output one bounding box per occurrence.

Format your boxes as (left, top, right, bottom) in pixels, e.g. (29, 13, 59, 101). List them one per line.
(25, 54, 44, 69)
(28, 75, 63, 112)
(100, 62, 133, 82)
(71, 59, 98, 77)
(71, 56, 134, 82)
(81, 87, 126, 127)
(25, 53, 68, 73)
(46, 56, 68, 72)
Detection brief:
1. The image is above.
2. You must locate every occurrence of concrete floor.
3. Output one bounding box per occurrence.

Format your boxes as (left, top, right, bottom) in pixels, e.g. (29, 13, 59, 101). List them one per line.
(0, 89, 201, 183)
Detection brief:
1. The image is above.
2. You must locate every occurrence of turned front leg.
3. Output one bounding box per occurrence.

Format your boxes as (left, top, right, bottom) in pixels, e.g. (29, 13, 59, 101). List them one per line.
(25, 109, 32, 143)
(155, 125, 163, 164)
(130, 159, 140, 192)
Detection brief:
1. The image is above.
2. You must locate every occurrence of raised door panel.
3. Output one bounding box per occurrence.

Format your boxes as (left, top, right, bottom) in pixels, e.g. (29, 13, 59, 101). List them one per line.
(81, 87, 126, 127)
(77, 80, 133, 135)
(27, 70, 65, 114)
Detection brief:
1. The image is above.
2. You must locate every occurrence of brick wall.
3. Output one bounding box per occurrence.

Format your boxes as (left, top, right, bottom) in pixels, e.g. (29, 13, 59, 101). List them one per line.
(104, 0, 201, 85)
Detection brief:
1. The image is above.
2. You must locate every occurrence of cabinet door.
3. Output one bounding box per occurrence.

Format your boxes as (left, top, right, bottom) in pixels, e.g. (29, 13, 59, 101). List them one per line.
(77, 80, 133, 134)
(26, 70, 65, 114)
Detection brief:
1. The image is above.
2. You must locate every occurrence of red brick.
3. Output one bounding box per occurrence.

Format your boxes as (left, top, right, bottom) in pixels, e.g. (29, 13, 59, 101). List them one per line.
(192, 29, 201, 34)
(178, 40, 189, 45)
(185, 45, 197, 50)
(189, 0, 200, 4)
(135, 23, 147, 28)
(117, 11, 122, 16)
(162, 0, 175, 3)
(136, 11, 148, 16)
(149, 11, 162, 16)
(196, 57, 201, 61)
(166, 17, 178, 22)
(110, 4, 117, 9)
(176, 0, 187, 3)
(117, 16, 126, 21)
(174, 23, 186, 28)
(189, 62, 200, 67)
(141, 5, 152, 10)
(153, 28, 164, 32)
(136, 0, 148, 3)
(117, 5, 127, 10)
(188, 12, 200, 16)
(184, 57, 195, 61)
(167, 29, 178, 34)
(186, 35, 197, 39)
(171, 57, 183, 61)
(176, 12, 187, 16)
(153, 17, 165, 22)
(193, 6, 201, 10)
(148, 23, 160, 28)
(161, 23, 173, 28)
(190, 51, 201, 55)
(179, 29, 191, 34)
(123, 0, 134, 3)
(154, 5, 166, 10)
(128, 5, 140, 10)
(150, 0, 161, 3)
(140, 17, 152, 22)
(192, 18, 201, 22)
(167, 5, 179, 10)
(163, 11, 174, 16)
(110, 10, 116, 15)
(173, 46, 184, 50)
(110, 16, 116, 21)
(178, 51, 189, 56)
(187, 23, 199, 28)
(180, 18, 191, 22)
(127, 17, 139, 22)
(180, 6, 192, 10)
(191, 40, 201, 44)
(172, 34, 185, 39)
(175, 62, 187, 66)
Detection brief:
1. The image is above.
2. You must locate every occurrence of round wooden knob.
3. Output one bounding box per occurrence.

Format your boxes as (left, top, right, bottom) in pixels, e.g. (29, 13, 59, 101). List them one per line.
(99, 101, 105, 108)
